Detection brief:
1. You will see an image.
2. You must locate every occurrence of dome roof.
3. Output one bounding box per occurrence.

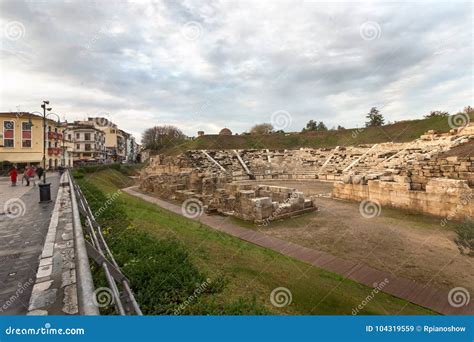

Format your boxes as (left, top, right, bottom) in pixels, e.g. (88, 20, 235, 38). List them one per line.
(219, 128, 232, 135)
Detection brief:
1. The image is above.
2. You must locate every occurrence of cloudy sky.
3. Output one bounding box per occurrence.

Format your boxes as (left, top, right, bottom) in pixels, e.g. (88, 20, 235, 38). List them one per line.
(0, 0, 472, 140)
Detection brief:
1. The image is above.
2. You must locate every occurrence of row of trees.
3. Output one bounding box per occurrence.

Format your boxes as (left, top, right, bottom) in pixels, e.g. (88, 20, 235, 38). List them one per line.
(142, 106, 472, 150)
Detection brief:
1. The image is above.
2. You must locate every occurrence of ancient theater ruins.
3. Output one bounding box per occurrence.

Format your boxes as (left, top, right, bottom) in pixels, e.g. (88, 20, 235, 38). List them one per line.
(140, 124, 473, 223)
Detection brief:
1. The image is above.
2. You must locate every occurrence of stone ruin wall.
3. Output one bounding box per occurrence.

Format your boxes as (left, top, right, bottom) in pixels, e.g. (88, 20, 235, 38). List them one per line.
(140, 124, 474, 222)
(139, 157, 317, 224)
(332, 178, 472, 220)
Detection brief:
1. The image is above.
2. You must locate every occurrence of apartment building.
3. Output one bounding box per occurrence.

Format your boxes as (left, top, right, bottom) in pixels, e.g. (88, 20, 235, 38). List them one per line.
(0, 112, 70, 169)
(66, 122, 106, 165)
(126, 135, 139, 163)
(84, 117, 135, 162)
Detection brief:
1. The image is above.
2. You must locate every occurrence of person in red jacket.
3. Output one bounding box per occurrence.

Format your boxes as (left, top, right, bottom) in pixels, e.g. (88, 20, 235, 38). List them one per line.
(8, 165, 18, 186)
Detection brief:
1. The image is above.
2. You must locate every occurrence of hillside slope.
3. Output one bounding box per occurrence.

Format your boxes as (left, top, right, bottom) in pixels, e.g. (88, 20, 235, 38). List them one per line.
(164, 114, 473, 154)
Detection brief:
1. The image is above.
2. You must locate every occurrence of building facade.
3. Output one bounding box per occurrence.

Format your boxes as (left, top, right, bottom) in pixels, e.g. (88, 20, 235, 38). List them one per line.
(0, 112, 68, 169)
(126, 136, 140, 163)
(66, 122, 106, 165)
(84, 117, 135, 163)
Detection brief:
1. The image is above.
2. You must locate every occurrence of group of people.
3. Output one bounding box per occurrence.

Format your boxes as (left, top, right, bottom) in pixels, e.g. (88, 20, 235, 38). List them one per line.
(8, 164, 44, 186)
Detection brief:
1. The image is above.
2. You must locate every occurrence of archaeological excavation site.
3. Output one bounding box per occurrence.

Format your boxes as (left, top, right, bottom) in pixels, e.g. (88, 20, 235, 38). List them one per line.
(135, 123, 474, 315)
(140, 124, 474, 224)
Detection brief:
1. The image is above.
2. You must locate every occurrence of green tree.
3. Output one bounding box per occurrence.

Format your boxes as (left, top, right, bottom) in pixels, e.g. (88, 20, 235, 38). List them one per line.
(302, 120, 328, 132)
(302, 120, 318, 132)
(317, 121, 328, 131)
(365, 107, 385, 127)
(424, 110, 449, 118)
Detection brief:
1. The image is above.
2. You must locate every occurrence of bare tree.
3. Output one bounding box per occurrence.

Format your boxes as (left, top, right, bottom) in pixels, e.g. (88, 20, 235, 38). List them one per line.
(141, 125, 186, 151)
(250, 123, 274, 135)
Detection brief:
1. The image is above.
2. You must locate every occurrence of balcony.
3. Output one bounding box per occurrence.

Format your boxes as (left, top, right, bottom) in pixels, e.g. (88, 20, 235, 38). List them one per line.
(47, 132, 63, 140)
(47, 147, 61, 156)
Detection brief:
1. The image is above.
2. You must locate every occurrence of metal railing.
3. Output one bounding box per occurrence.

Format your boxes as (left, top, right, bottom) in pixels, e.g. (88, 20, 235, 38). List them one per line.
(68, 170, 142, 315)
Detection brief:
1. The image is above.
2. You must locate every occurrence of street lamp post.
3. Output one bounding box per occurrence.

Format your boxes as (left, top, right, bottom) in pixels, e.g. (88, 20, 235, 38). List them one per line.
(40, 100, 52, 184)
(37, 101, 61, 203)
(61, 124, 69, 168)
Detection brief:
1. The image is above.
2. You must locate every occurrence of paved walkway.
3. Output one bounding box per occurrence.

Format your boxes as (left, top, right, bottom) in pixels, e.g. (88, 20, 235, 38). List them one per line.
(0, 174, 59, 315)
(123, 186, 474, 315)
(27, 172, 78, 315)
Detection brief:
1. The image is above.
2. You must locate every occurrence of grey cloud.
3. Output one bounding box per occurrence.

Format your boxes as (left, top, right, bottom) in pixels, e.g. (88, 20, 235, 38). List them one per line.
(0, 0, 471, 137)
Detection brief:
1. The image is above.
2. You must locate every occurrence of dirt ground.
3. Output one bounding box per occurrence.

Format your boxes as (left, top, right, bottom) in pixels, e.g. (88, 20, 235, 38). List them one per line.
(234, 180, 474, 293)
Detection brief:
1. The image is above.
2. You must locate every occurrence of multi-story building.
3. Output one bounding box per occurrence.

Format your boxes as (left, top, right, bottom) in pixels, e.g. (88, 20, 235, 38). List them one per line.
(126, 135, 139, 163)
(66, 122, 106, 165)
(83, 117, 135, 163)
(0, 112, 68, 169)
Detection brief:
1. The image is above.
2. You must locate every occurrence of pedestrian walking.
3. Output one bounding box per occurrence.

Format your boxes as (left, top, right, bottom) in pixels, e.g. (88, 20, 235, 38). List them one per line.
(23, 166, 31, 186)
(29, 165, 37, 186)
(36, 166, 44, 182)
(8, 165, 18, 186)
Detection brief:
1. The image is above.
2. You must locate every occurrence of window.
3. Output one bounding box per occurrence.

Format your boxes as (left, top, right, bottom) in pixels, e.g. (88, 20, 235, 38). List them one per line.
(76, 144, 80, 150)
(68, 134, 71, 140)
(3, 121, 14, 147)
(85, 133, 91, 140)
(85, 143, 91, 151)
(21, 122, 32, 148)
(76, 133, 80, 139)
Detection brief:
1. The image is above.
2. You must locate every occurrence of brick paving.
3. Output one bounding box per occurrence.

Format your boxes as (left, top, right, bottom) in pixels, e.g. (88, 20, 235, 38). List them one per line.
(0, 174, 59, 315)
(123, 186, 474, 315)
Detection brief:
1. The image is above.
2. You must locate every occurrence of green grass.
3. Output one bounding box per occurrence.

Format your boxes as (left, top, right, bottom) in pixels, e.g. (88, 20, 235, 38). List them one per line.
(455, 220, 474, 257)
(77, 169, 434, 315)
(162, 114, 474, 154)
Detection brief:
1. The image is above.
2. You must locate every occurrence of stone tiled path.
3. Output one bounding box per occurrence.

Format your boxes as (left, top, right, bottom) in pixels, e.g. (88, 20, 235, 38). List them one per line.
(0, 174, 59, 315)
(123, 186, 474, 315)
